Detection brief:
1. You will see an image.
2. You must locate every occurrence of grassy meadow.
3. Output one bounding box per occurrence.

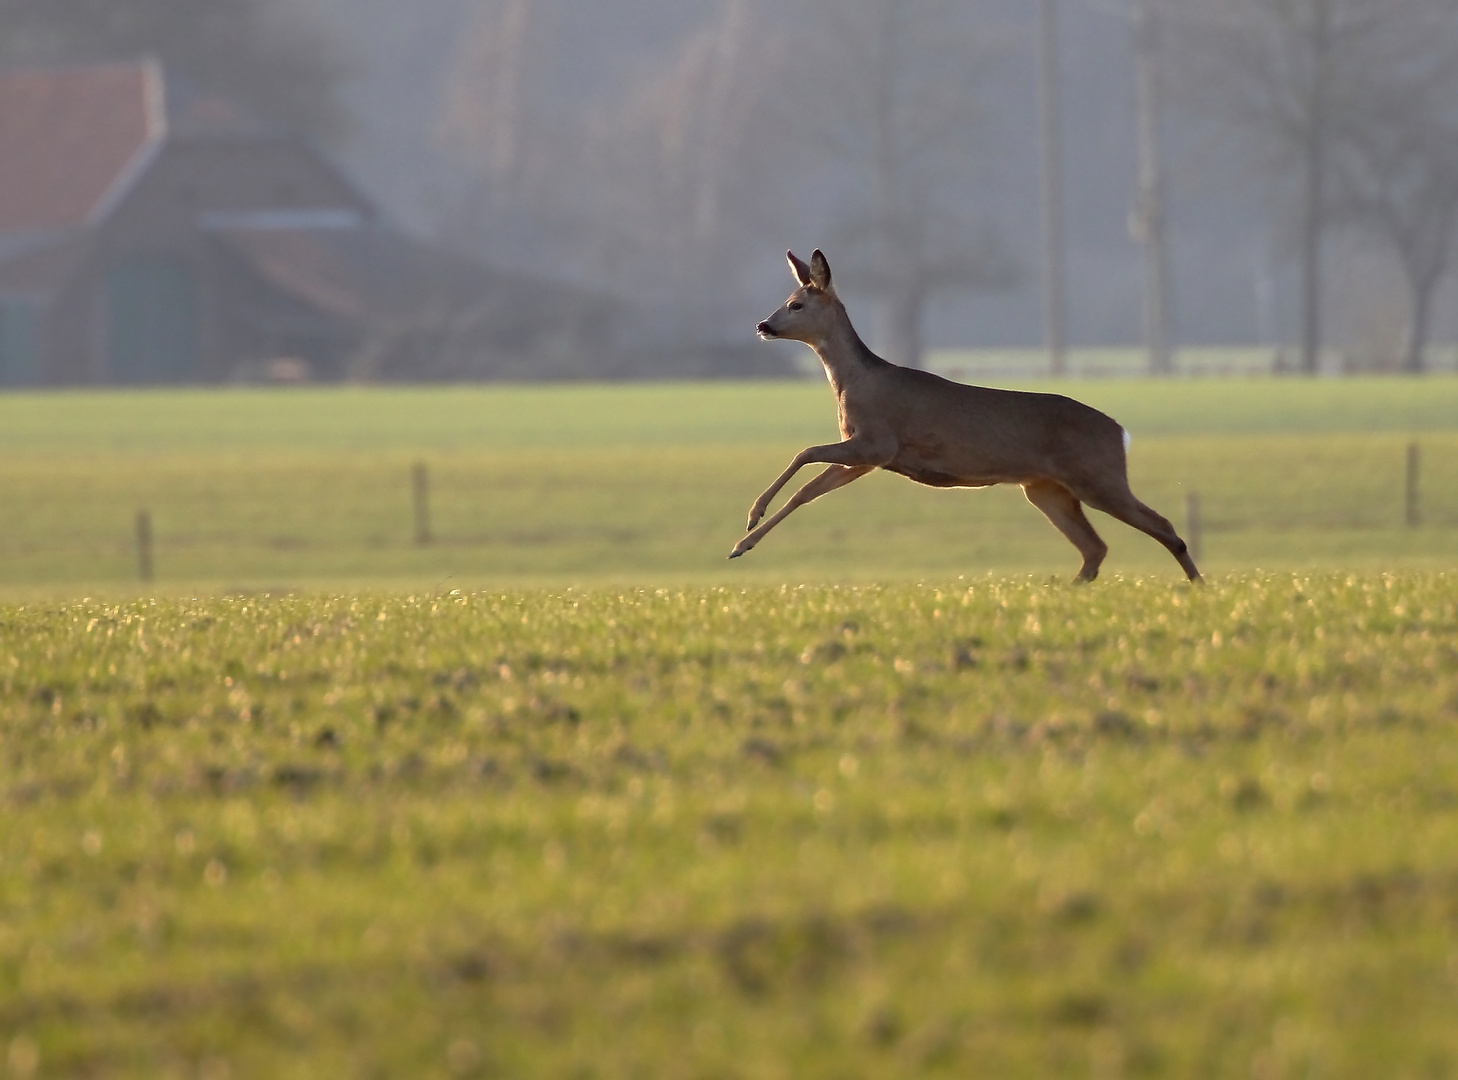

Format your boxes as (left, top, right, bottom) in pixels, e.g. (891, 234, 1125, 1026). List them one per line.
(1, 377, 1458, 593)
(5, 577, 1458, 1078)
(4, 377, 1458, 1078)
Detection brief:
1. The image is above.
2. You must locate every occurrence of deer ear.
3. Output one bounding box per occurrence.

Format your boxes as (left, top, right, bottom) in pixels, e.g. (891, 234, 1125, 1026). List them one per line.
(786, 250, 814, 288)
(809, 249, 833, 292)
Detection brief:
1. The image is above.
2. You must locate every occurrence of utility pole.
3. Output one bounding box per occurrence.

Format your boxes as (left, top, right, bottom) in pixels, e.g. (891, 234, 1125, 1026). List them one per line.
(1299, 0, 1331, 375)
(1132, 0, 1174, 376)
(1036, 0, 1068, 376)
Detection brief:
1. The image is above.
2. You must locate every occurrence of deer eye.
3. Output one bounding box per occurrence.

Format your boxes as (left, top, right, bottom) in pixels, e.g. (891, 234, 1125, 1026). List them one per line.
(788, 301, 804, 311)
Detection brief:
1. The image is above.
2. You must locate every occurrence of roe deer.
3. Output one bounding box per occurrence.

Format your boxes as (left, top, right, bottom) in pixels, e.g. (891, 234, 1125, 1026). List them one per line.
(731, 249, 1201, 583)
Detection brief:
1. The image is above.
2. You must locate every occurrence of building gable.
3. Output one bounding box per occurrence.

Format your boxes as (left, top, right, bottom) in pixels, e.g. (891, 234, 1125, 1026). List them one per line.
(0, 61, 164, 236)
(0, 60, 641, 385)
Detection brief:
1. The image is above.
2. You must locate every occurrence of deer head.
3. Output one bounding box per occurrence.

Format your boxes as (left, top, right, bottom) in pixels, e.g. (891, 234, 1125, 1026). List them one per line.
(757, 249, 839, 344)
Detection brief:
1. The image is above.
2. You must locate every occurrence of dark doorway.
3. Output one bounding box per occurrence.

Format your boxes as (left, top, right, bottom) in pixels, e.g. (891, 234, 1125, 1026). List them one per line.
(0, 298, 39, 385)
(106, 254, 198, 383)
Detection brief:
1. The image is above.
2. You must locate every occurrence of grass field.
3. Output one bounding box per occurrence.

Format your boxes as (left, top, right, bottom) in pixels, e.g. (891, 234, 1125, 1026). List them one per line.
(5, 577, 1458, 1078)
(1, 378, 1458, 594)
(4, 379, 1458, 1077)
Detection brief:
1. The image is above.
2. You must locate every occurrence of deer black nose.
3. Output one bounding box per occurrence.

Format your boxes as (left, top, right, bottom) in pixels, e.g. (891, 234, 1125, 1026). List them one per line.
(757, 321, 777, 338)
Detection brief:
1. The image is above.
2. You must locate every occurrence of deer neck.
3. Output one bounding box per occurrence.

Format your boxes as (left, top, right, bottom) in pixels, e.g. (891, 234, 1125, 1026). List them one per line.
(810, 303, 883, 395)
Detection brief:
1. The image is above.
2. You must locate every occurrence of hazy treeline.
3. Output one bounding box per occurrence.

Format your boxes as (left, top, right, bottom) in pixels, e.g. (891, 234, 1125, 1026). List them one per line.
(1164, 0, 1458, 373)
(6, 0, 1458, 370)
(411, 0, 1458, 371)
(429, 0, 1021, 368)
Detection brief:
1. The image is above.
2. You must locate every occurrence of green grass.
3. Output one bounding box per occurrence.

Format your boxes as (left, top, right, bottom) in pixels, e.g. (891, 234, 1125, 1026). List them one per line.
(4, 576, 1458, 1078)
(5, 380, 1458, 1077)
(1, 378, 1458, 595)
(5, 377, 1458, 454)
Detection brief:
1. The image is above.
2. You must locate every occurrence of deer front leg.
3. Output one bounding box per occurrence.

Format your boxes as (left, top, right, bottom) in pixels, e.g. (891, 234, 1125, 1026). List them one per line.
(746, 438, 892, 530)
(731, 464, 873, 558)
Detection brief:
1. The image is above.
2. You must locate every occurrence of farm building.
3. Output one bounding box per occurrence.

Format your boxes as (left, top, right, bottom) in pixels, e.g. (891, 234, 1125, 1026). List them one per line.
(0, 59, 624, 385)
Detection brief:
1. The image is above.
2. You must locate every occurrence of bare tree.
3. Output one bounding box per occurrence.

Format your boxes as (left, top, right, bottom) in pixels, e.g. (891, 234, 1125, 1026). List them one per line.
(1166, 0, 1343, 374)
(1036, 0, 1068, 375)
(1323, 0, 1458, 372)
(782, 0, 1015, 368)
(564, 0, 791, 331)
(571, 0, 1016, 362)
(438, 0, 785, 323)
(434, 0, 565, 269)
(437, 0, 543, 209)
(1168, 0, 1458, 374)
(1131, 0, 1174, 376)
(431, 0, 1014, 359)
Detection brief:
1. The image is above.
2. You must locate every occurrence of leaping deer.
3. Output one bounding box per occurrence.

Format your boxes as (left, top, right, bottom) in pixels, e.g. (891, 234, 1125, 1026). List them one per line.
(730, 249, 1201, 583)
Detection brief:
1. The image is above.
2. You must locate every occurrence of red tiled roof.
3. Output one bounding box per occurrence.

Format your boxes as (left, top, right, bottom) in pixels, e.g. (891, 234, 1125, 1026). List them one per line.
(0, 61, 163, 234)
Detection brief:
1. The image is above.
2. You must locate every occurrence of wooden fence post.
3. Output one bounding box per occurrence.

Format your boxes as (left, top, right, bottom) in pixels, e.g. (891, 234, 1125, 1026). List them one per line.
(136, 509, 153, 584)
(412, 461, 432, 545)
(1406, 441, 1420, 528)
(1184, 491, 1202, 565)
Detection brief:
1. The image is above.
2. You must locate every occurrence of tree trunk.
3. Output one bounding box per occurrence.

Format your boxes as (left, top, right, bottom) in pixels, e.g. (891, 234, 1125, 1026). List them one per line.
(1401, 271, 1436, 374)
(1298, 0, 1330, 376)
(882, 289, 925, 370)
(692, 0, 751, 243)
(490, 0, 533, 202)
(1133, 0, 1173, 377)
(1036, 0, 1067, 376)
(1297, 151, 1324, 375)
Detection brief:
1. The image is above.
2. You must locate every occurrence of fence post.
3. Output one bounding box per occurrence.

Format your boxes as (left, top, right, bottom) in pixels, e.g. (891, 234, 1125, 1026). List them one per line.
(412, 461, 432, 545)
(1406, 441, 1421, 528)
(1184, 490, 1202, 565)
(136, 509, 153, 584)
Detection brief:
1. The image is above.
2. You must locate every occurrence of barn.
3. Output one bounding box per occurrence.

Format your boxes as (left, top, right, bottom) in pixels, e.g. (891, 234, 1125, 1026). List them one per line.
(0, 59, 622, 386)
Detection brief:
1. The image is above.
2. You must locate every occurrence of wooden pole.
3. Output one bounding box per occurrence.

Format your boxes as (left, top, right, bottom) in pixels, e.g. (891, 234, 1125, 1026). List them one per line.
(1036, 0, 1068, 377)
(1298, 0, 1331, 376)
(1184, 491, 1202, 565)
(412, 461, 432, 545)
(1132, 0, 1174, 377)
(136, 509, 153, 584)
(1406, 441, 1420, 528)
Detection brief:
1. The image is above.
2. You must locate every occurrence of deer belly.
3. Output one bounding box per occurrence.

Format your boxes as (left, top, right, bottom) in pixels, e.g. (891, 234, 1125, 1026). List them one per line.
(887, 462, 991, 488)
(886, 445, 1020, 488)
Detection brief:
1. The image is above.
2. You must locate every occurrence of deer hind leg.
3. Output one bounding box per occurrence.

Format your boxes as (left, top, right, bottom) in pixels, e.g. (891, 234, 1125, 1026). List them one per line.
(730, 465, 872, 558)
(1074, 480, 1202, 582)
(1023, 480, 1108, 583)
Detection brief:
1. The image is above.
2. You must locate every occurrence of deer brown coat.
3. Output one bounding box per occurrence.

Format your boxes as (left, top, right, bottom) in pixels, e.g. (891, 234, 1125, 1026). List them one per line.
(732, 249, 1201, 583)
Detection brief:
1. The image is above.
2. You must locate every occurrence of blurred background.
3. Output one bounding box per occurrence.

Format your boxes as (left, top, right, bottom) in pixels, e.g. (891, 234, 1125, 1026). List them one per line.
(1, 0, 1457, 593)
(0, 0, 1455, 387)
